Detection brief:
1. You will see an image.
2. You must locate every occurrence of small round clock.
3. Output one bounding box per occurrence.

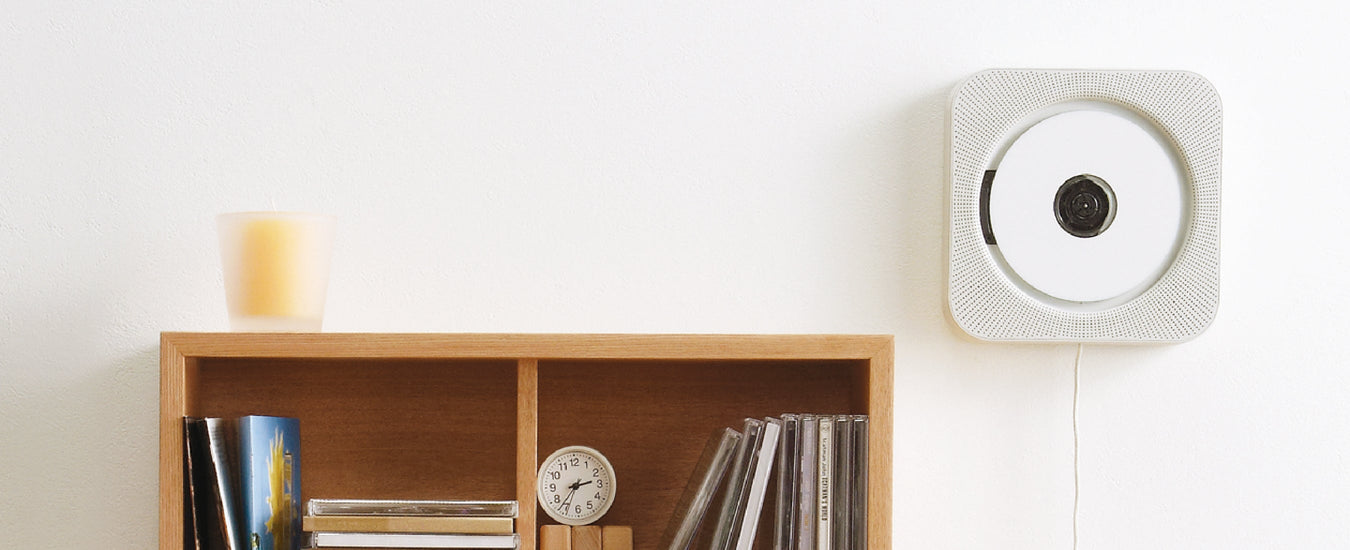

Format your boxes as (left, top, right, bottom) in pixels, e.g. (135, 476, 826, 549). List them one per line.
(536, 445, 616, 526)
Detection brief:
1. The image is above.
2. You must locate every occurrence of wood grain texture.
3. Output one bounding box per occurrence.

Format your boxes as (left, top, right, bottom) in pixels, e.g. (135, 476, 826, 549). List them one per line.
(194, 357, 518, 501)
(518, 359, 540, 550)
(160, 333, 889, 361)
(157, 333, 892, 550)
(602, 525, 633, 550)
(572, 525, 602, 550)
(158, 334, 187, 550)
(539, 525, 571, 550)
(867, 339, 894, 550)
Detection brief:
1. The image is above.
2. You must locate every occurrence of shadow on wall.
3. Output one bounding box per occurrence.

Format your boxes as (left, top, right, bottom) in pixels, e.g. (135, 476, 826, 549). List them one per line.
(890, 81, 960, 340)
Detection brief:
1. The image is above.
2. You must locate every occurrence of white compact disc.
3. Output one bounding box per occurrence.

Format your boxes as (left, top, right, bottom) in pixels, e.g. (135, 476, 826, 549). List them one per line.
(989, 109, 1184, 303)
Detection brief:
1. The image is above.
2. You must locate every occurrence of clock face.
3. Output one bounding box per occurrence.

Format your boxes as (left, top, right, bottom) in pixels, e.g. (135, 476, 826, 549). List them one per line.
(537, 446, 616, 526)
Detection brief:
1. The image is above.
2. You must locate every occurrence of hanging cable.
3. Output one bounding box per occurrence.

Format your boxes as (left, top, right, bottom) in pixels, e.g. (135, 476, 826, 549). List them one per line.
(1073, 343, 1083, 550)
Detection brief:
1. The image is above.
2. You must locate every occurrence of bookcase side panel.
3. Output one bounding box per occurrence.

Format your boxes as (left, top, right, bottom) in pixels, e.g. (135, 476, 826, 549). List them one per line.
(867, 348, 894, 550)
(158, 338, 191, 550)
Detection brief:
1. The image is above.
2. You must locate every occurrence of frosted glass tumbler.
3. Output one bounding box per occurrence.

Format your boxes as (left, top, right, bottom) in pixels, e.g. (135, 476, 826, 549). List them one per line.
(218, 212, 336, 331)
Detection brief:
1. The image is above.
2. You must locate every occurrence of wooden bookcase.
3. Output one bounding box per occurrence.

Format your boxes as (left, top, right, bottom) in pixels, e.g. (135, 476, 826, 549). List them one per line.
(159, 333, 892, 550)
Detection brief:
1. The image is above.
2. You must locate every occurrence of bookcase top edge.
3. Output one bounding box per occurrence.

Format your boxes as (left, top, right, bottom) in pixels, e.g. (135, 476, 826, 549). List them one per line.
(160, 332, 893, 361)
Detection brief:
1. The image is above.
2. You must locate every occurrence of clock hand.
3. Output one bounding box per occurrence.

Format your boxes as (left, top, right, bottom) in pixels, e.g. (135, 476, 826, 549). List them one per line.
(558, 483, 579, 511)
(559, 480, 594, 512)
(561, 480, 581, 504)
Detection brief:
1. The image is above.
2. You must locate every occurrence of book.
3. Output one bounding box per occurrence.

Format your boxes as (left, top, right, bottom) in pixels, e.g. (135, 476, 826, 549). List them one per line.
(183, 417, 244, 550)
(660, 427, 743, 550)
(205, 417, 244, 550)
(238, 415, 302, 550)
(184, 417, 208, 550)
(307, 499, 519, 518)
(308, 532, 521, 549)
(733, 417, 781, 550)
(301, 515, 514, 534)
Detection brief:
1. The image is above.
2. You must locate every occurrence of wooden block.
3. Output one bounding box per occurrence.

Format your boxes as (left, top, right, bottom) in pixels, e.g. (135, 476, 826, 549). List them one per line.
(602, 526, 633, 550)
(572, 525, 602, 550)
(540, 525, 571, 550)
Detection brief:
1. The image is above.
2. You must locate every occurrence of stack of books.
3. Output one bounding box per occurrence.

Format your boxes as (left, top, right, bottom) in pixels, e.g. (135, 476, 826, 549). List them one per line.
(659, 414, 869, 550)
(304, 499, 520, 549)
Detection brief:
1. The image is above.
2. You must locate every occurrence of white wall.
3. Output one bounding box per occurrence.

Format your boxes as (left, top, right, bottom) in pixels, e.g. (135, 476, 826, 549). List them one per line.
(2, 2, 1346, 548)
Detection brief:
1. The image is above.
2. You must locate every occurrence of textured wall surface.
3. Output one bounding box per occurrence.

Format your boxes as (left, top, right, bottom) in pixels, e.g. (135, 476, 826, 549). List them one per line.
(2, 2, 1347, 548)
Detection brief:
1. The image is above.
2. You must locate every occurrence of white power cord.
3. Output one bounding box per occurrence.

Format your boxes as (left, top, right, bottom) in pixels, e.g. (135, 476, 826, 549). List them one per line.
(1073, 343, 1083, 550)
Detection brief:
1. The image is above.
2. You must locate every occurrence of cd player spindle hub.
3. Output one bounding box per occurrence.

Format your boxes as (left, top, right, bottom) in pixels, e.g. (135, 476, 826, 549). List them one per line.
(1054, 174, 1115, 238)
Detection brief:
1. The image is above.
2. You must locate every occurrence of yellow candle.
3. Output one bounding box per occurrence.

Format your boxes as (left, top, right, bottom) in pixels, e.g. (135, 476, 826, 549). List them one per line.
(218, 212, 335, 331)
(241, 217, 305, 316)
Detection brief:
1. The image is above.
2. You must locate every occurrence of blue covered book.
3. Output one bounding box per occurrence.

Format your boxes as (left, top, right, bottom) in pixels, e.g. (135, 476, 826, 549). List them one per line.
(238, 416, 302, 550)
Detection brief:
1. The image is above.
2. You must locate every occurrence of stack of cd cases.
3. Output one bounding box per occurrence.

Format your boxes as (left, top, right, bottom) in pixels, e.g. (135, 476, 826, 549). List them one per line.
(659, 414, 868, 550)
(304, 499, 519, 549)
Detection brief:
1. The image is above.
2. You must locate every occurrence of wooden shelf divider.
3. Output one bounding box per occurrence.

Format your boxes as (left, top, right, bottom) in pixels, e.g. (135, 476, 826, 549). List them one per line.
(517, 358, 540, 550)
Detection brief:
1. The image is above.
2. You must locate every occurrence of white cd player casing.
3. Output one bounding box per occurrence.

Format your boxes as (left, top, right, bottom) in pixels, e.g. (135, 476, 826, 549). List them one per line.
(948, 69, 1222, 343)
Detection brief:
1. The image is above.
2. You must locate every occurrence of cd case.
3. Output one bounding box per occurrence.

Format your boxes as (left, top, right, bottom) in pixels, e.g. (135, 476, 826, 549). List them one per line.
(781, 414, 869, 550)
(658, 413, 869, 550)
(306, 499, 519, 518)
(308, 531, 521, 549)
(710, 418, 765, 550)
(772, 414, 800, 550)
(660, 427, 743, 550)
(734, 417, 781, 550)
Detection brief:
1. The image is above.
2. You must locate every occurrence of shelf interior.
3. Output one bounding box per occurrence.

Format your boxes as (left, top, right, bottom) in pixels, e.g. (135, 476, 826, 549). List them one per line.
(537, 359, 865, 549)
(191, 357, 520, 501)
